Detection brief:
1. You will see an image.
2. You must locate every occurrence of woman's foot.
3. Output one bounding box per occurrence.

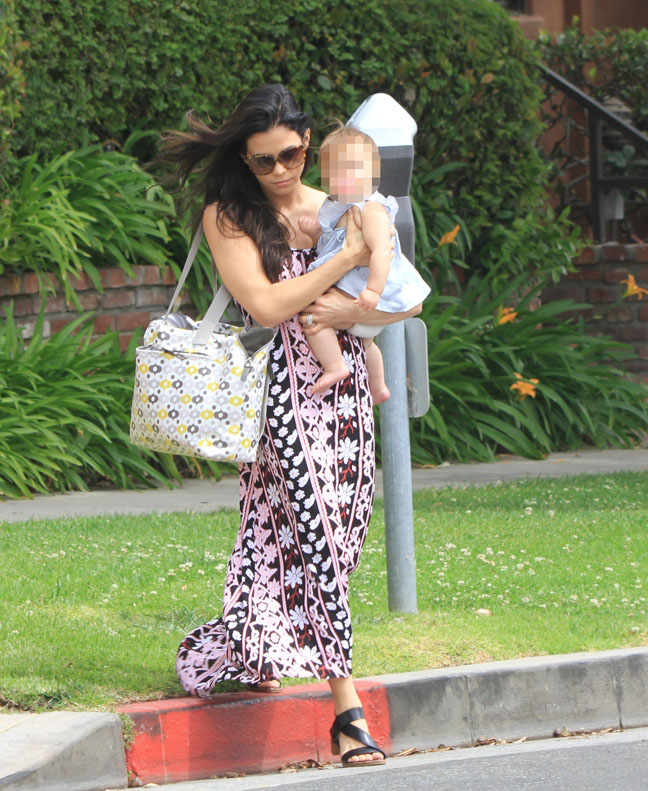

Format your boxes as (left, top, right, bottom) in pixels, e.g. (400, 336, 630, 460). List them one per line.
(330, 706, 386, 767)
(311, 364, 350, 395)
(244, 680, 281, 694)
(337, 715, 385, 765)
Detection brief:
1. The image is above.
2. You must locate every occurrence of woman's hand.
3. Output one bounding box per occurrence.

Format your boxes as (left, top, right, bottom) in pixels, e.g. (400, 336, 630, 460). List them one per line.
(299, 289, 357, 334)
(340, 206, 370, 271)
(300, 290, 422, 335)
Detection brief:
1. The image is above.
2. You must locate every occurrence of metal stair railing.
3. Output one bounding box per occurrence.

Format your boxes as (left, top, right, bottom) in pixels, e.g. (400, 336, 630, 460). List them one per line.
(541, 65, 648, 243)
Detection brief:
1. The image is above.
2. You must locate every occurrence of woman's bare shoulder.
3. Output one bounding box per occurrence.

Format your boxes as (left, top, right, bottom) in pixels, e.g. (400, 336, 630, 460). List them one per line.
(203, 202, 248, 242)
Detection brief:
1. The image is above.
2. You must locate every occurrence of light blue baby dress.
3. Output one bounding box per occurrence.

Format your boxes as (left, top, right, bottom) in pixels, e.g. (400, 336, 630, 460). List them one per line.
(307, 191, 431, 312)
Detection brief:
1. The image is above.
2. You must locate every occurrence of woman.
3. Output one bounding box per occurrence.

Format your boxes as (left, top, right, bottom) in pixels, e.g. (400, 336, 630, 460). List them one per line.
(162, 84, 421, 768)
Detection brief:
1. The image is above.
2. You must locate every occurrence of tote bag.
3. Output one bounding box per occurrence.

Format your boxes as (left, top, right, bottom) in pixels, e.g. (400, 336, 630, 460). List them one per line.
(130, 225, 275, 463)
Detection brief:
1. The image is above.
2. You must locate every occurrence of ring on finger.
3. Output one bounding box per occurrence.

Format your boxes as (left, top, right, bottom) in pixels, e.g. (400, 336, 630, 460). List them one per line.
(306, 313, 313, 327)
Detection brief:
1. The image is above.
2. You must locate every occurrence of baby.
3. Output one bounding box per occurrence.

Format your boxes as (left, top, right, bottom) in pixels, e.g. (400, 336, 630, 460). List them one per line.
(300, 125, 431, 401)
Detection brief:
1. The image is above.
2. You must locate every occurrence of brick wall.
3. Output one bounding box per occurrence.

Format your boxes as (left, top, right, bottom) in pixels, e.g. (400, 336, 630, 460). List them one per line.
(0, 265, 195, 351)
(541, 243, 648, 375)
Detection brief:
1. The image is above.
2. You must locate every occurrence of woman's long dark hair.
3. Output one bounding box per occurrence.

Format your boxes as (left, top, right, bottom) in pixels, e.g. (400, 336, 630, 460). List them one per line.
(157, 84, 312, 282)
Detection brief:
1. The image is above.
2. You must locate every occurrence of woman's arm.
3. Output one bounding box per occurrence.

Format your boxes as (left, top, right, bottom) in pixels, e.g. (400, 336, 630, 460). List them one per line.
(300, 288, 422, 335)
(203, 204, 369, 327)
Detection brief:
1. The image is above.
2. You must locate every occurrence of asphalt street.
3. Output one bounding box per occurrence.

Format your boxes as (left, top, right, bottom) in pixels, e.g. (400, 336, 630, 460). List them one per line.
(125, 728, 648, 791)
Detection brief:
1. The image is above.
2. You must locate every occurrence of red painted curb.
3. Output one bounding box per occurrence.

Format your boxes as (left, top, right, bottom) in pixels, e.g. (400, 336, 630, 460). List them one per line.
(117, 680, 391, 785)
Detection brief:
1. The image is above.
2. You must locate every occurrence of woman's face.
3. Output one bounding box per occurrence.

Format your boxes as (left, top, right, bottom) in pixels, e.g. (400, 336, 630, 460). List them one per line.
(243, 124, 310, 200)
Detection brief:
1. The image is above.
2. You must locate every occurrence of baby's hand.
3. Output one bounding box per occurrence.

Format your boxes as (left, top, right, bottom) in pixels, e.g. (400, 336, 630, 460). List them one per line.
(298, 216, 322, 246)
(355, 288, 380, 311)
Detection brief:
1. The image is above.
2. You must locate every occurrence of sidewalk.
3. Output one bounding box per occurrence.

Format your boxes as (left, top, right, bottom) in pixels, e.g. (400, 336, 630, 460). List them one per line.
(2, 447, 648, 523)
(1, 448, 648, 791)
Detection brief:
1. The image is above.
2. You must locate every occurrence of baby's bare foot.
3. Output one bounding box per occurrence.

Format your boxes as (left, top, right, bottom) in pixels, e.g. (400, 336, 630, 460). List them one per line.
(371, 386, 390, 405)
(310, 365, 350, 395)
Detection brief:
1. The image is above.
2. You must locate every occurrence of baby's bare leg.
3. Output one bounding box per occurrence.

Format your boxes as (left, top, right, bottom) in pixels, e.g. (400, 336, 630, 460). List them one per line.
(309, 328, 350, 395)
(363, 338, 390, 404)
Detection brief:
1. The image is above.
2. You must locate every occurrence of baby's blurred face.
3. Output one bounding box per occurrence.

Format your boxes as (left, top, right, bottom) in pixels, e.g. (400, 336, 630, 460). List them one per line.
(321, 140, 380, 203)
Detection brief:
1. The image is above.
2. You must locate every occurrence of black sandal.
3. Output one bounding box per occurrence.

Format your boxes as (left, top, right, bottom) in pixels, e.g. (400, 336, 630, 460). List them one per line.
(330, 706, 386, 768)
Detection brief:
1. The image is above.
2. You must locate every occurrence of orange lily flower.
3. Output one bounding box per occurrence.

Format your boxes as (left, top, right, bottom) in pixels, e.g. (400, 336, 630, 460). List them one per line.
(497, 306, 517, 325)
(621, 274, 648, 300)
(438, 224, 460, 247)
(510, 372, 539, 400)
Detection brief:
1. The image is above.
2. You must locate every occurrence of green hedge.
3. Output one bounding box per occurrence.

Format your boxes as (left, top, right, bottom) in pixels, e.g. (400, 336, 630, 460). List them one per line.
(13, 0, 575, 285)
(0, 0, 25, 180)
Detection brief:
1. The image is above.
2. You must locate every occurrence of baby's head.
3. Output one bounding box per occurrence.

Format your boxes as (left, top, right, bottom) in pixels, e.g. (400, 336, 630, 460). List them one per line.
(319, 125, 380, 203)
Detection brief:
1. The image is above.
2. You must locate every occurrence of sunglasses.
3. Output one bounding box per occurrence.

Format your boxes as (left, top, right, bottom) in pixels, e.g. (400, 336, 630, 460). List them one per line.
(243, 144, 307, 176)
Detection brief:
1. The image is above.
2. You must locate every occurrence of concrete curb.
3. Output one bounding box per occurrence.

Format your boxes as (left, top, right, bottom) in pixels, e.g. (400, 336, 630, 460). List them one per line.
(117, 647, 648, 786)
(0, 711, 127, 791)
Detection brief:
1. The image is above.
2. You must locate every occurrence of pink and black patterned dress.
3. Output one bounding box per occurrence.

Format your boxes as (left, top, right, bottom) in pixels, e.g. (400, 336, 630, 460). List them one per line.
(176, 248, 375, 696)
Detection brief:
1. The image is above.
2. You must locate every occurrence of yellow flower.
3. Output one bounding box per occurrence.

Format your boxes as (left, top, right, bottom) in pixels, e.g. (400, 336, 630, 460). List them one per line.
(621, 274, 648, 300)
(497, 306, 517, 325)
(438, 224, 460, 247)
(510, 372, 539, 400)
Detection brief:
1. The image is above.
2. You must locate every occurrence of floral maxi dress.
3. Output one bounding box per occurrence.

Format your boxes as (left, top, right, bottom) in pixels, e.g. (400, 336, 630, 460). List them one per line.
(176, 249, 375, 696)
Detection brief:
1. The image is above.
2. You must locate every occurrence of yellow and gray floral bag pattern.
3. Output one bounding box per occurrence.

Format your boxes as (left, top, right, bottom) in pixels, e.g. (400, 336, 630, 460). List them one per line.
(130, 318, 275, 463)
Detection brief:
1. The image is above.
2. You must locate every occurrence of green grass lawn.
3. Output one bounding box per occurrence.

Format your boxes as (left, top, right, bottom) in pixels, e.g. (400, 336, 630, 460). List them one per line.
(1, 472, 646, 711)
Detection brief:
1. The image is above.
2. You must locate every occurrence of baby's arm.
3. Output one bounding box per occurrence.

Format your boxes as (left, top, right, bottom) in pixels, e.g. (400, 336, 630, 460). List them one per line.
(357, 201, 392, 311)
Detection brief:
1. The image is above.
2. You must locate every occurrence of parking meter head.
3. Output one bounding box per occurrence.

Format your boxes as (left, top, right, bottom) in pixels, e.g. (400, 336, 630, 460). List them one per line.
(319, 125, 380, 203)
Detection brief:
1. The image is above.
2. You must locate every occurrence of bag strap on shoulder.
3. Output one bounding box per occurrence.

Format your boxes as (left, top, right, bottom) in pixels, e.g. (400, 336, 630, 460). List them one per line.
(164, 221, 233, 345)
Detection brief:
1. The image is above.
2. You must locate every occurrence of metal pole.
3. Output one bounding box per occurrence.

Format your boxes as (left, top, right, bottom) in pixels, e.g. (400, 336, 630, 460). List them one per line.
(347, 95, 418, 613)
(589, 112, 604, 243)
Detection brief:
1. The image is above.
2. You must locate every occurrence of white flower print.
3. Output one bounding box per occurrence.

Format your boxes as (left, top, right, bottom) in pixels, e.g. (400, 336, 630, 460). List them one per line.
(300, 645, 322, 664)
(337, 480, 355, 506)
(337, 393, 356, 420)
(267, 483, 280, 508)
(289, 605, 308, 630)
(278, 525, 294, 548)
(285, 566, 304, 588)
(338, 437, 359, 464)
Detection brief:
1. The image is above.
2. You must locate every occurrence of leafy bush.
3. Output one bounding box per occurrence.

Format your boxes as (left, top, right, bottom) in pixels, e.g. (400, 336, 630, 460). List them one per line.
(0, 0, 25, 182)
(14, 0, 577, 287)
(408, 264, 648, 464)
(0, 145, 175, 307)
(0, 306, 225, 499)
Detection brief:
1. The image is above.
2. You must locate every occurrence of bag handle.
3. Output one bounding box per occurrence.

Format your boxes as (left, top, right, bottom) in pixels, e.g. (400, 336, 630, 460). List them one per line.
(164, 220, 234, 346)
